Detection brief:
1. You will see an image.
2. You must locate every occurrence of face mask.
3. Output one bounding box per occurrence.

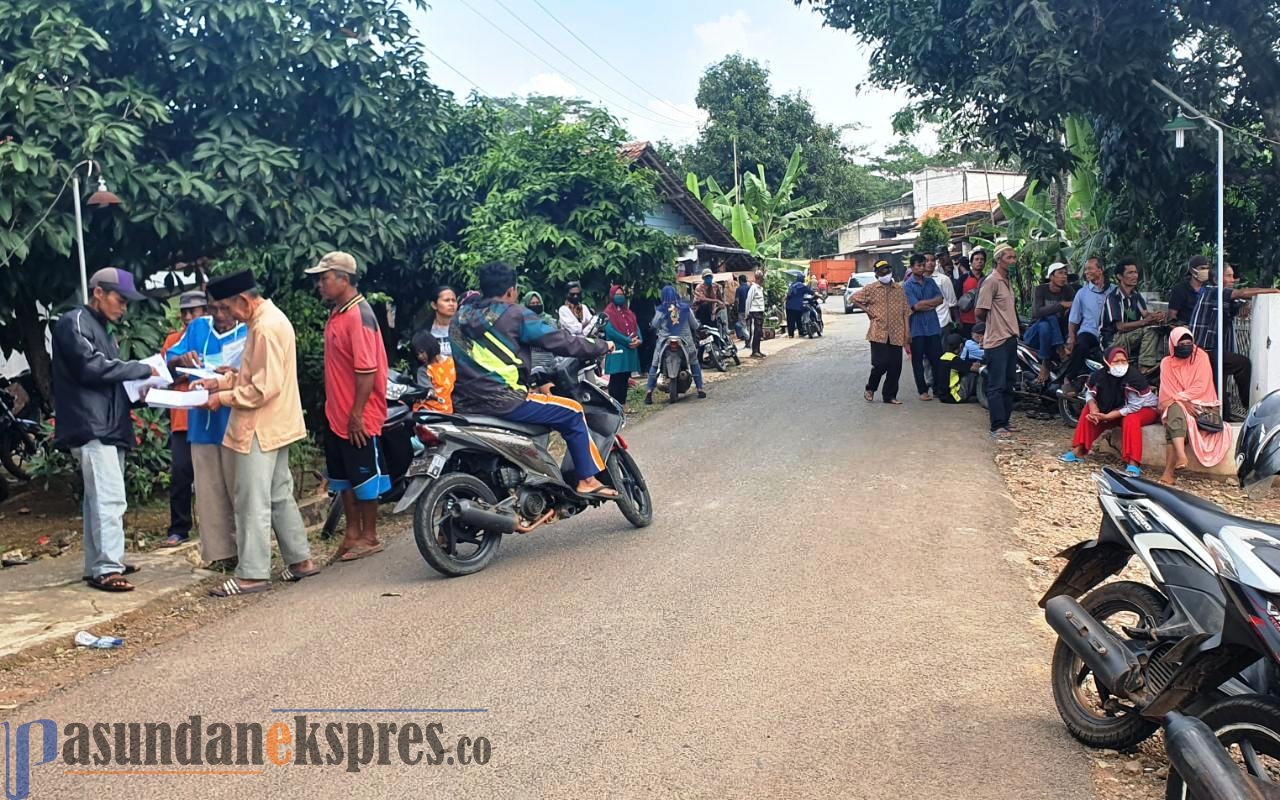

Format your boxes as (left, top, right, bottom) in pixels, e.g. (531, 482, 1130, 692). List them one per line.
(703, 277, 713, 285)
(612, 295, 625, 306)
(528, 305, 542, 315)
(1175, 342, 1194, 359)
(1193, 268, 1210, 282)
(1109, 364, 1129, 378)
(568, 295, 581, 305)
(877, 274, 893, 285)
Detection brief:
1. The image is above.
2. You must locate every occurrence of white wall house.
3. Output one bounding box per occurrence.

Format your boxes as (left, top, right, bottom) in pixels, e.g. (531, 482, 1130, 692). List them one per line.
(910, 168, 1026, 219)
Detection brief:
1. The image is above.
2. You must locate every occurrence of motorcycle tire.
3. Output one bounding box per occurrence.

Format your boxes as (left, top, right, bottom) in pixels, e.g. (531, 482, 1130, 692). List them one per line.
(730, 347, 741, 367)
(976, 372, 990, 410)
(709, 346, 726, 373)
(1050, 581, 1168, 750)
(605, 448, 652, 528)
(320, 493, 344, 539)
(412, 472, 503, 577)
(1059, 393, 1085, 428)
(0, 428, 36, 481)
(1163, 694, 1280, 800)
(816, 321, 824, 338)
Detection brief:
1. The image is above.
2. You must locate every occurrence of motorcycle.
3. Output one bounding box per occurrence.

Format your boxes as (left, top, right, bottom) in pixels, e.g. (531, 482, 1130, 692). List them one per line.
(655, 333, 694, 403)
(975, 334, 1103, 422)
(1040, 466, 1280, 789)
(320, 370, 428, 538)
(1164, 710, 1280, 799)
(393, 317, 653, 577)
(0, 374, 43, 502)
(799, 292, 824, 339)
(697, 315, 740, 373)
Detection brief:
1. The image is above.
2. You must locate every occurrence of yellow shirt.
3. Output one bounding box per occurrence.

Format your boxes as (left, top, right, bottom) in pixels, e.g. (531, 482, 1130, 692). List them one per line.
(214, 299, 307, 454)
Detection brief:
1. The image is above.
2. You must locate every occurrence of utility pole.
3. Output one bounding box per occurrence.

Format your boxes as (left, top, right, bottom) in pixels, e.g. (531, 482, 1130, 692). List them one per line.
(732, 134, 740, 204)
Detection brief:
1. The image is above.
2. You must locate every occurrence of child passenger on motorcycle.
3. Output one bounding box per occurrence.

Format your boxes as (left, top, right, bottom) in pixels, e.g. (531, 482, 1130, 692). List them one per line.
(412, 328, 454, 414)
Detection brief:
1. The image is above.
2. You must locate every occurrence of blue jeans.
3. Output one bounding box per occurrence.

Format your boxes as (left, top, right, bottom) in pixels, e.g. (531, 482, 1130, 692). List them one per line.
(1023, 318, 1064, 363)
(985, 338, 1019, 431)
(73, 440, 128, 578)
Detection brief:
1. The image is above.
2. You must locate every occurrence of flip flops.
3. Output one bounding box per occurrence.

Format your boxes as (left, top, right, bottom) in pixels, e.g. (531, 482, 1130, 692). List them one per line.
(86, 573, 135, 592)
(82, 563, 140, 582)
(209, 578, 271, 597)
(576, 485, 620, 500)
(1060, 451, 1083, 463)
(337, 543, 384, 563)
(280, 564, 322, 582)
(157, 534, 189, 548)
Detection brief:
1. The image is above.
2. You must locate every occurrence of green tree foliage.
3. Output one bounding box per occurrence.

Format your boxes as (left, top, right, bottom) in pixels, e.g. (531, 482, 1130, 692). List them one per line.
(676, 55, 903, 256)
(915, 215, 950, 255)
(0, 0, 464, 397)
(443, 103, 676, 302)
(799, 0, 1280, 286)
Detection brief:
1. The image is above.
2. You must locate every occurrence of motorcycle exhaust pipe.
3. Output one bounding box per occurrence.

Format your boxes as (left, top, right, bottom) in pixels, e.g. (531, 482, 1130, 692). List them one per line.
(452, 499, 518, 534)
(1044, 595, 1147, 699)
(1164, 712, 1269, 800)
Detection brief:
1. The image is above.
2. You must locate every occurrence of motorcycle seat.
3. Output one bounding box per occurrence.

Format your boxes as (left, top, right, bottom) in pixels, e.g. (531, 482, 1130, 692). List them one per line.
(455, 414, 551, 437)
(1116, 470, 1280, 542)
(386, 405, 412, 426)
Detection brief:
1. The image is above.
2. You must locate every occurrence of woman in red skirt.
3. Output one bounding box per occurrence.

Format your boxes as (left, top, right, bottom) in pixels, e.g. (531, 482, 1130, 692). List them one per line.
(1059, 346, 1159, 476)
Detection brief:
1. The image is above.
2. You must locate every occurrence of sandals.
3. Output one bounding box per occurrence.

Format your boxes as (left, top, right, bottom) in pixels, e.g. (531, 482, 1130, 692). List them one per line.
(83, 563, 140, 582)
(86, 572, 135, 592)
(1125, 464, 1143, 477)
(157, 534, 189, 548)
(209, 578, 271, 597)
(280, 564, 322, 582)
(576, 485, 620, 500)
(1060, 451, 1083, 463)
(337, 543, 384, 563)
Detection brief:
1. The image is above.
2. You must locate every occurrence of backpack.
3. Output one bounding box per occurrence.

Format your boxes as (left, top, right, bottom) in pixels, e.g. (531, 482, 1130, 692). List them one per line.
(956, 275, 986, 314)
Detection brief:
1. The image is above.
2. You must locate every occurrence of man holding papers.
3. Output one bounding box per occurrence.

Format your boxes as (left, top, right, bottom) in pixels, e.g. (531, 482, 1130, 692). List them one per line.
(157, 290, 207, 548)
(51, 268, 157, 593)
(166, 291, 246, 566)
(196, 270, 319, 595)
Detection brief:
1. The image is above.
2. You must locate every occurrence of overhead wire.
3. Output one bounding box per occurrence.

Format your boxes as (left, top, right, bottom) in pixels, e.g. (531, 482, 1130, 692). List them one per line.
(422, 44, 488, 95)
(454, 0, 698, 130)
(527, 0, 702, 124)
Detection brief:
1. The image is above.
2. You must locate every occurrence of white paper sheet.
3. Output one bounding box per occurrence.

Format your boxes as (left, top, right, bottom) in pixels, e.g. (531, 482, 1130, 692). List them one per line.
(176, 366, 221, 380)
(144, 388, 208, 409)
(124, 354, 173, 403)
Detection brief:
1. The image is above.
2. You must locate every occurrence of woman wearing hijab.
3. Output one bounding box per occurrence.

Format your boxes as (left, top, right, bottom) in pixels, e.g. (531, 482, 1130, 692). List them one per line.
(645, 285, 705, 404)
(1060, 346, 1159, 476)
(1158, 326, 1231, 485)
(601, 285, 642, 410)
(523, 290, 555, 327)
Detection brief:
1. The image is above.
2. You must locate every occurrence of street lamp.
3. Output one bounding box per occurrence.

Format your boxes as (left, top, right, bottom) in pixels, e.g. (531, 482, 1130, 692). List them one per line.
(71, 160, 122, 303)
(1153, 80, 1226, 401)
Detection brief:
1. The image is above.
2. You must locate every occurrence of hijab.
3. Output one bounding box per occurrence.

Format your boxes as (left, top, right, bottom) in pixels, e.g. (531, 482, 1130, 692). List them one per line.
(659, 285, 691, 330)
(602, 284, 638, 337)
(1087, 346, 1151, 413)
(523, 290, 554, 325)
(1159, 326, 1218, 410)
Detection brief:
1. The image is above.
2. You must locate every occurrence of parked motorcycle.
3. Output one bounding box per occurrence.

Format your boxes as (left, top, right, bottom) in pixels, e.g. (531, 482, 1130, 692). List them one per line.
(975, 336, 1103, 421)
(394, 317, 653, 577)
(799, 292, 824, 338)
(320, 370, 427, 538)
(1164, 710, 1280, 799)
(655, 334, 694, 403)
(0, 375, 43, 502)
(698, 317, 740, 373)
(1040, 464, 1280, 787)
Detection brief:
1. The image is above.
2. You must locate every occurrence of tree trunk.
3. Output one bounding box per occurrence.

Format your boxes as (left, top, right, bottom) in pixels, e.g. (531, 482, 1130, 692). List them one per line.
(14, 300, 53, 410)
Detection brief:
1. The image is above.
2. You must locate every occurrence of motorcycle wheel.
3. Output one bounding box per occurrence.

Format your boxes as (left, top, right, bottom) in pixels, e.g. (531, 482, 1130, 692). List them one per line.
(1059, 393, 1085, 428)
(320, 493, 344, 539)
(605, 448, 652, 528)
(730, 347, 741, 367)
(708, 346, 726, 373)
(1051, 581, 1167, 749)
(412, 473, 503, 577)
(0, 428, 37, 481)
(816, 321, 824, 338)
(976, 372, 990, 410)
(1164, 695, 1280, 800)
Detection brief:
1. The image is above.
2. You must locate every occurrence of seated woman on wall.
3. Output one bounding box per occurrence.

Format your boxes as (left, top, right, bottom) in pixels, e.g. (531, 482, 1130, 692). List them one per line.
(1060, 346, 1158, 476)
(1157, 326, 1231, 486)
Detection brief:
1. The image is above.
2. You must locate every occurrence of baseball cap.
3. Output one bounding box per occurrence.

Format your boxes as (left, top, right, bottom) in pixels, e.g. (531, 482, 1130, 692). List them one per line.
(873, 260, 892, 273)
(701, 268, 713, 278)
(1045, 262, 1067, 279)
(178, 290, 207, 310)
(88, 267, 144, 301)
(304, 251, 358, 275)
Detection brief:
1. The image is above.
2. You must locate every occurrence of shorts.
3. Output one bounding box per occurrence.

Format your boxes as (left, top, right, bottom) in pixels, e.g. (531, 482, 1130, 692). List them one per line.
(324, 433, 391, 502)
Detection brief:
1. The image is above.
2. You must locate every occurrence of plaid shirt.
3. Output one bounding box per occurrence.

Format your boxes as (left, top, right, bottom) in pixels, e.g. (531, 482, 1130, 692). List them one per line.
(1189, 287, 1239, 353)
(1100, 287, 1146, 345)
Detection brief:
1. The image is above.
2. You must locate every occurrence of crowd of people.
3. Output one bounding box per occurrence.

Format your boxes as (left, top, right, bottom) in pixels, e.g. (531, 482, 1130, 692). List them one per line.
(52, 256, 771, 594)
(852, 244, 1278, 483)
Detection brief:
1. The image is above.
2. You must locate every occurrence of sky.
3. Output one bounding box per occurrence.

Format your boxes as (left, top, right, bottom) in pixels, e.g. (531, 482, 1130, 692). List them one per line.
(407, 0, 934, 158)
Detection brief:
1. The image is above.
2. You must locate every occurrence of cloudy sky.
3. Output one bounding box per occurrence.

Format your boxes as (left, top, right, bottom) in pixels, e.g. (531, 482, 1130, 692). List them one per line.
(407, 0, 933, 157)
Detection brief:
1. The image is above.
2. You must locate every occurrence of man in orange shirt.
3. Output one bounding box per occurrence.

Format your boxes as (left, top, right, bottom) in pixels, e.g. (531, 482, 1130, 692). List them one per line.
(159, 290, 207, 547)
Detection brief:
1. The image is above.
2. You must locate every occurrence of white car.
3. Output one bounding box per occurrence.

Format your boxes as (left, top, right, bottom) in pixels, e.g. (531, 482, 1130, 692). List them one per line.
(843, 272, 878, 313)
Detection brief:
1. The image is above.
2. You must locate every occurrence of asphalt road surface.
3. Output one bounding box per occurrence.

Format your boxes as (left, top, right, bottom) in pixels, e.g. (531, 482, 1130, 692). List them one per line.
(21, 304, 1095, 799)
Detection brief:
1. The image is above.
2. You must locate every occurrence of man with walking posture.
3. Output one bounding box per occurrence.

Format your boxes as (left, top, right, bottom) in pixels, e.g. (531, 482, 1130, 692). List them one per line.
(52, 268, 157, 592)
(198, 270, 319, 595)
(854, 261, 910, 404)
(905, 253, 945, 400)
(746, 270, 767, 358)
(976, 244, 1020, 438)
(307, 251, 390, 562)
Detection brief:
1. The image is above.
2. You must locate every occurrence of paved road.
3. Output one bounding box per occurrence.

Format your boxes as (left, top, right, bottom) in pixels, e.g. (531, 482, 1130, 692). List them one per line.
(21, 305, 1094, 799)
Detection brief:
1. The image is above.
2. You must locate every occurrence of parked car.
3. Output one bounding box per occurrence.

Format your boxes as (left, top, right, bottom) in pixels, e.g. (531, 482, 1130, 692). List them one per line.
(843, 272, 878, 314)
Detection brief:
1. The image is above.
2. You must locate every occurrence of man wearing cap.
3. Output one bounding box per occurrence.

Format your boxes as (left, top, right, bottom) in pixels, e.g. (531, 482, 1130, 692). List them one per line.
(692, 268, 726, 329)
(1024, 262, 1075, 385)
(167, 290, 248, 568)
(976, 243, 1020, 437)
(196, 270, 318, 595)
(306, 251, 389, 562)
(51, 268, 158, 592)
(853, 261, 910, 404)
(155, 290, 207, 548)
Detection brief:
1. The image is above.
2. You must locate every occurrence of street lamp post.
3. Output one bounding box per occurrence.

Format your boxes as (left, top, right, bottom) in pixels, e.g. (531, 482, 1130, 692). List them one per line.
(1152, 80, 1226, 400)
(70, 160, 122, 303)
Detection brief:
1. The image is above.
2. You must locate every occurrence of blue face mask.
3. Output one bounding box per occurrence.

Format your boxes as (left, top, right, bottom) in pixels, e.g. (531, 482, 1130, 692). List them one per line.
(612, 295, 625, 306)
(703, 277, 713, 285)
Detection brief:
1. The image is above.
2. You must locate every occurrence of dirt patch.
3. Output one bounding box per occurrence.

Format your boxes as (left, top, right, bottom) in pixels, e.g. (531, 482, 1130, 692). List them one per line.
(0, 483, 171, 559)
(995, 411, 1280, 799)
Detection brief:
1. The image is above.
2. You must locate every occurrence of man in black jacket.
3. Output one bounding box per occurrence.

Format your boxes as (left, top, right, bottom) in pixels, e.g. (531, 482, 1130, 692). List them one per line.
(52, 268, 156, 592)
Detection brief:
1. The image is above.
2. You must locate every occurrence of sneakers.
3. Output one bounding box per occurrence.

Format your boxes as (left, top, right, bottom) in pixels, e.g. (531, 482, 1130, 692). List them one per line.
(697, 390, 707, 399)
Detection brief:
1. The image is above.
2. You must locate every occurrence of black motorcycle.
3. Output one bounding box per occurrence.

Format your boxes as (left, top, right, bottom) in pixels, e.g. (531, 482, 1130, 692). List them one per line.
(975, 335, 1103, 423)
(655, 333, 694, 403)
(1041, 467, 1280, 793)
(799, 292, 824, 338)
(393, 319, 653, 577)
(0, 374, 43, 502)
(320, 370, 427, 537)
(697, 316, 740, 373)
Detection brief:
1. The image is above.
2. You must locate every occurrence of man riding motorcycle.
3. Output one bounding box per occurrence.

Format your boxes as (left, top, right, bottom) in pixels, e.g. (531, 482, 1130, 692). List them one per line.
(451, 262, 619, 499)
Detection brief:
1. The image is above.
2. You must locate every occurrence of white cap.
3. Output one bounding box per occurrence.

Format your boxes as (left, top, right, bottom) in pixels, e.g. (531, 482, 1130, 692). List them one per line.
(1045, 262, 1067, 279)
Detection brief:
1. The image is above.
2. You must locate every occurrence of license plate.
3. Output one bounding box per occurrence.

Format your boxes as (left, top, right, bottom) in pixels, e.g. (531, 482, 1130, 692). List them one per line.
(427, 453, 447, 478)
